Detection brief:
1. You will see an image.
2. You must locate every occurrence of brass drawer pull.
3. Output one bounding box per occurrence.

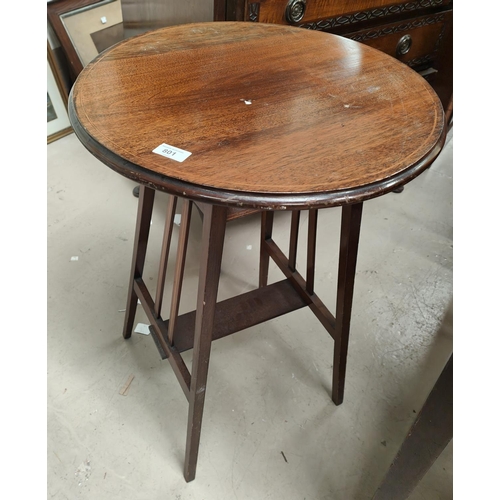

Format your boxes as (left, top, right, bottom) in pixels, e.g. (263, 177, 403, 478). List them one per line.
(286, 0, 306, 23)
(396, 34, 412, 56)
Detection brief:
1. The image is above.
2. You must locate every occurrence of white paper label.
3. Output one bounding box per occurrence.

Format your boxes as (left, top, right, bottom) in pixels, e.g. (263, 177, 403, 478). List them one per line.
(134, 323, 150, 335)
(152, 143, 191, 162)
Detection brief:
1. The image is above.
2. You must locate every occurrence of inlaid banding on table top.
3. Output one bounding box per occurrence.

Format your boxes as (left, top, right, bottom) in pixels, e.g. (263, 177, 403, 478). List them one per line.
(70, 22, 445, 205)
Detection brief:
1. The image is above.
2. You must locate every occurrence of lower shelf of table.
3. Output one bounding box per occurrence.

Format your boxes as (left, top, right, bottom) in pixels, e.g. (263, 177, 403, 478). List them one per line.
(151, 278, 308, 357)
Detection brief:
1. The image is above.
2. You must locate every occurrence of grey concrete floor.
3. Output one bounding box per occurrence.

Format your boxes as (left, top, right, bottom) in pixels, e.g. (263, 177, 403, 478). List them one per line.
(47, 130, 453, 499)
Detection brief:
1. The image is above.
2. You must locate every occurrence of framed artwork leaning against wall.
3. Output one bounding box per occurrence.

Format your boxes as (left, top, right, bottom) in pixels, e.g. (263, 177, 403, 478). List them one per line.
(47, 0, 123, 81)
(47, 42, 72, 144)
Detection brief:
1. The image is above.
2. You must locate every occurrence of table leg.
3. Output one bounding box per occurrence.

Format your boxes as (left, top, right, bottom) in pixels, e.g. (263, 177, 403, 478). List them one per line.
(306, 209, 318, 294)
(332, 202, 363, 405)
(154, 195, 178, 317)
(122, 185, 155, 339)
(259, 211, 274, 287)
(288, 210, 301, 272)
(184, 203, 227, 482)
(167, 199, 193, 344)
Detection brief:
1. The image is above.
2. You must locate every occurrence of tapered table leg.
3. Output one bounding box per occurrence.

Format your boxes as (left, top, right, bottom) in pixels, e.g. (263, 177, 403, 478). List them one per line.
(184, 203, 227, 482)
(288, 210, 301, 272)
(259, 211, 274, 287)
(332, 202, 363, 405)
(123, 185, 155, 339)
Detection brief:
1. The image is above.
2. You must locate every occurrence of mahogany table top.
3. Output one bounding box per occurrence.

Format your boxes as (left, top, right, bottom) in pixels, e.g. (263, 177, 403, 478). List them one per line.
(69, 22, 445, 209)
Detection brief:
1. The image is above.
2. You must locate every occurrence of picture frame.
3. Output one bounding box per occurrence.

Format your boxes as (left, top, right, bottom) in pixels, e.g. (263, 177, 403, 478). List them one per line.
(47, 42, 73, 144)
(47, 0, 123, 81)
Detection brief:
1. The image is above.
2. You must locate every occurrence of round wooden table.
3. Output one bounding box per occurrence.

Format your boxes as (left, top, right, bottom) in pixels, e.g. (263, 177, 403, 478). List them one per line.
(69, 22, 446, 482)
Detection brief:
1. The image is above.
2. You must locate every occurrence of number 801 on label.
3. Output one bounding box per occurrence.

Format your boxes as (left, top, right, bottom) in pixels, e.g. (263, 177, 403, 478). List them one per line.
(152, 143, 192, 163)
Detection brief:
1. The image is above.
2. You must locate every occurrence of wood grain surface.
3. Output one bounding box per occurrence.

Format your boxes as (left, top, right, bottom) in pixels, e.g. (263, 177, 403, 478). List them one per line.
(69, 22, 445, 209)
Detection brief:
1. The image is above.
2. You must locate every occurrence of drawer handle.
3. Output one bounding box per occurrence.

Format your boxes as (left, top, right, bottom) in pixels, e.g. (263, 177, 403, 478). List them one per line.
(396, 35, 412, 56)
(286, 0, 306, 23)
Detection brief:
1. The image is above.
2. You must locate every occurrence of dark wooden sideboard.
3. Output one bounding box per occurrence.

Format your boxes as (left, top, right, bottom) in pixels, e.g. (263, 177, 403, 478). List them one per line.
(215, 0, 453, 124)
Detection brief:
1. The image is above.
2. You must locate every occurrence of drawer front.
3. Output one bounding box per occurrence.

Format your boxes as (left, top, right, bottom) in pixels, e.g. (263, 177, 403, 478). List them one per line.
(344, 11, 452, 69)
(245, 0, 452, 25)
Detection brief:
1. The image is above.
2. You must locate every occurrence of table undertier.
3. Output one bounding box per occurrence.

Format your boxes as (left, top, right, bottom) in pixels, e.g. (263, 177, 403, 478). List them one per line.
(155, 278, 306, 354)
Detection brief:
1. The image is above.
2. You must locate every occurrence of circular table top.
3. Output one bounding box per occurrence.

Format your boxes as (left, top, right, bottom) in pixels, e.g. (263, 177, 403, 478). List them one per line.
(69, 22, 445, 210)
